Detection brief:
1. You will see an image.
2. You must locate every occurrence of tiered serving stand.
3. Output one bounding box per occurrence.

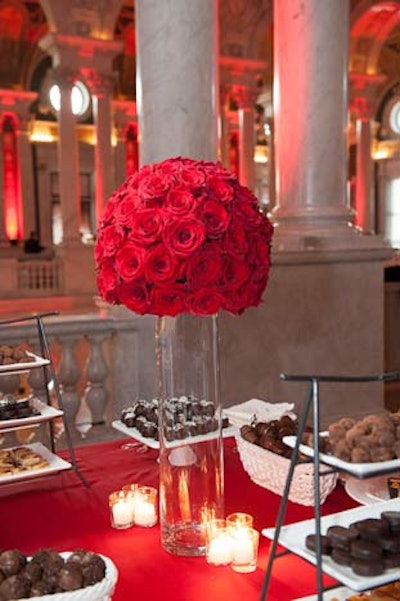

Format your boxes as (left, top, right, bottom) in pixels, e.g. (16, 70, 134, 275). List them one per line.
(260, 370, 400, 601)
(0, 311, 88, 487)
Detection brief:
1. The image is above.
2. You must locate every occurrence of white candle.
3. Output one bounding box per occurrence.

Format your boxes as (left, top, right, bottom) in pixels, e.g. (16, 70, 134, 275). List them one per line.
(206, 532, 233, 566)
(135, 500, 157, 527)
(231, 537, 254, 564)
(112, 500, 133, 528)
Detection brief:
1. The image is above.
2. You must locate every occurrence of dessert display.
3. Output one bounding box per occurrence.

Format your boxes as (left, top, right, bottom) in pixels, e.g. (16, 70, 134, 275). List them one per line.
(239, 415, 299, 458)
(121, 396, 230, 443)
(0, 548, 106, 600)
(343, 580, 400, 600)
(305, 510, 400, 578)
(0, 394, 41, 422)
(316, 411, 400, 464)
(0, 345, 35, 367)
(0, 446, 49, 477)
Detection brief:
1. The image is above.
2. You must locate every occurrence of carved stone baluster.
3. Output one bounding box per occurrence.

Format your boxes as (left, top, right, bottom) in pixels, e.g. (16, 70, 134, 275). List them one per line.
(84, 334, 109, 425)
(56, 334, 81, 437)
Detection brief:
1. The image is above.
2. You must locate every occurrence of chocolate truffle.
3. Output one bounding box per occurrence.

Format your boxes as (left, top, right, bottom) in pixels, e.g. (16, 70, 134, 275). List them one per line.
(58, 564, 83, 591)
(0, 574, 30, 600)
(0, 550, 27, 576)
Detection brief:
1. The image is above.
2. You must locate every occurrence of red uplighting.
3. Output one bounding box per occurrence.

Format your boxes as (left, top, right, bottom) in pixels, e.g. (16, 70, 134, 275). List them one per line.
(2, 115, 23, 241)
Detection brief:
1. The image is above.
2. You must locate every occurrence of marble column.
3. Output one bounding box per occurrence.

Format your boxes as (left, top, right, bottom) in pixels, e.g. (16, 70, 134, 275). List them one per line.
(135, 0, 219, 164)
(112, 100, 137, 187)
(354, 117, 375, 234)
(234, 85, 257, 191)
(15, 115, 37, 239)
(272, 0, 353, 242)
(86, 72, 115, 223)
(56, 72, 82, 245)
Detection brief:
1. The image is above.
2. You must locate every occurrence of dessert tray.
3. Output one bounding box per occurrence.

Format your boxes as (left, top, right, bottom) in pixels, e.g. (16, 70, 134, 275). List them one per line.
(344, 474, 391, 505)
(0, 352, 49, 374)
(262, 498, 400, 592)
(293, 587, 358, 601)
(0, 398, 63, 431)
(112, 418, 237, 450)
(282, 434, 400, 478)
(0, 442, 71, 484)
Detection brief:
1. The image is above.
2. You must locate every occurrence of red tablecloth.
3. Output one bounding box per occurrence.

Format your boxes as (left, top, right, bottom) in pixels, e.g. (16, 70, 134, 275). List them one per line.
(0, 437, 358, 601)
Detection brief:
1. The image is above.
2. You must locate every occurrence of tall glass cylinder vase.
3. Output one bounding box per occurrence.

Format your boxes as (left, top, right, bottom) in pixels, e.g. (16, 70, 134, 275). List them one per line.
(156, 313, 224, 556)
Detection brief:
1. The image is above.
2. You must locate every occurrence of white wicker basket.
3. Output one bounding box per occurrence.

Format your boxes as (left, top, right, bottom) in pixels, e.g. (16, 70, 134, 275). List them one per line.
(235, 432, 338, 506)
(26, 553, 118, 601)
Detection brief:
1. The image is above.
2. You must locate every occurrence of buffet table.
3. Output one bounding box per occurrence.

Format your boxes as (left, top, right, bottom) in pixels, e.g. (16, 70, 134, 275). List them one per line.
(0, 437, 358, 601)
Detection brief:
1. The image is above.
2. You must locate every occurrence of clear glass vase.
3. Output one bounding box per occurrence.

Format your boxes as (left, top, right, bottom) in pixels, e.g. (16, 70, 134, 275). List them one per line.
(156, 313, 224, 556)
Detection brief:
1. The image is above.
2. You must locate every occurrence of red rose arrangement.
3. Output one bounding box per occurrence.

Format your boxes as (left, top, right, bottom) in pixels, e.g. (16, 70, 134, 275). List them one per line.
(95, 157, 273, 316)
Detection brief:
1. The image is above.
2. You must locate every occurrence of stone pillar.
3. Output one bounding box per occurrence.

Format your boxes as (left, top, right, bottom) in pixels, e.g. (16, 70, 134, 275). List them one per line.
(272, 0, 353, 242)
(112, 100, 137, 187)
(135, 0, 219, 164)
(84, 71, 115, 224)
(233, 85, 257, 191)
(56, 71, 82, 245)
(15, 115, 36, 239)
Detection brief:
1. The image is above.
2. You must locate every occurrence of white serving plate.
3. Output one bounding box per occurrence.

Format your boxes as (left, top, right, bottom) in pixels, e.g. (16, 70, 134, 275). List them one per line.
(262, 498, 400, 592)
(283, 434, 400, 478)
(0, 398, 63, 431)
(344, 474, 391, 505)
(292, 587, 357, 601)
(112, 418, 237, 450)
(0, 352, 50, 374)
(0, 441, 71, 484)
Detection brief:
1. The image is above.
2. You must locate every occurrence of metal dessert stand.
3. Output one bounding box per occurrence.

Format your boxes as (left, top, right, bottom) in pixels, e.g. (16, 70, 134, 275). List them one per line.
(259, 369, 400, 601)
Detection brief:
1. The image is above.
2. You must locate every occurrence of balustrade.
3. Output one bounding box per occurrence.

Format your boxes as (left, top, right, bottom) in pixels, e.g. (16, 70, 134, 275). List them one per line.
(0, 309, 156, 446)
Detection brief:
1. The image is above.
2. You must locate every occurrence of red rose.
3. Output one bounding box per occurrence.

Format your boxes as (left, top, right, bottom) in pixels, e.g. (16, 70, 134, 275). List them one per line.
(98, 225, 125, 258)
(165, 186, 197, 216)
(185, 245, 223, 287)
(199, 200, 230, 239)
(115, 242, 145, 282)
(224, 217, 249, 256)
(138, 173, 173, 203)
(96, 260, 119, 304)
(189, 289, 225, 315)
(207, 177, 234, 203)
(237, 276, 266, 310)
(150, 286, 186, 316)
(114, 196, 137, 229)
(163, 217, 206, 257)
(145, 244, 179, 283)
(222, 253, 251, 288)
(234, 194, 264, 229)
(119, 280, 150, 314)
(178, 166, 206, 190)
(128, 209, 164, 245)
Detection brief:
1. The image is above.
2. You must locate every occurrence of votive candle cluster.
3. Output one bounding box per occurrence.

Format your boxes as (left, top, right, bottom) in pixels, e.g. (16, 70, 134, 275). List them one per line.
(205, 512, 259, 573)
(109, 484, 158, 529)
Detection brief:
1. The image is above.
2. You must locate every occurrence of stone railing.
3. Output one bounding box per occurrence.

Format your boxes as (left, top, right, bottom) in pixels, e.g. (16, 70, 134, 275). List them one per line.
(0, 309, 158, 448)
(17, 259, 64, 295)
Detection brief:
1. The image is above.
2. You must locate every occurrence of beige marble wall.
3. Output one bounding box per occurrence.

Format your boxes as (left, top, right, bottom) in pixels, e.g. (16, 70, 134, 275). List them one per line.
(220, 250, 387, 427)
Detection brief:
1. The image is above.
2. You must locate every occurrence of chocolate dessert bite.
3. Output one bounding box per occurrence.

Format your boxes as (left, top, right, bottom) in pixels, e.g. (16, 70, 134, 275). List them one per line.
(58, 564, 83, 591)
(0, 549, 27, 576)
(0, 573, 30, 600)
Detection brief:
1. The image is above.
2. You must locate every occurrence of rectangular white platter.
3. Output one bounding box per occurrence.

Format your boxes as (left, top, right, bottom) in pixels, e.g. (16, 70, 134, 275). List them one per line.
(262, 498, 400, 592)
(0, 398, 63, 431)
(0, 352, 50, 374)
(112, 418, 237, 450)
(0, 441, 71, 484)
(282, 434, 400, 478)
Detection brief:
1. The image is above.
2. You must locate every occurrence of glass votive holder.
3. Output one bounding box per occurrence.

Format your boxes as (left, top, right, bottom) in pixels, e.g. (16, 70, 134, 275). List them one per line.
(226, 512, 254, 531)
(206, 519, 232, 566)
(122, 483, 138, 521)
(134, 485, 158, 527)
(230, 527, 259, 573)
(109, 490, 134, 529)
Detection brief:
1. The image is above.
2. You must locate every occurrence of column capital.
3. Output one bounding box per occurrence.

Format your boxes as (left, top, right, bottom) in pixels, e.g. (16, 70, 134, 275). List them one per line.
(230, 84, 258, 109)
(349, 71, 386, 120)
(0, 90, 38, 125)
(79, 68, 116, 96)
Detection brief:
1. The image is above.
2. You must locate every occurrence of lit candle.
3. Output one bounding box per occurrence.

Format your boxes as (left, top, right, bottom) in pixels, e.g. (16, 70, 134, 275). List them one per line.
(109, 490, 134, 529)
(206, 531, 233, 566)
(230, 527, 259, 573)
(134, 486, 158, 527)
